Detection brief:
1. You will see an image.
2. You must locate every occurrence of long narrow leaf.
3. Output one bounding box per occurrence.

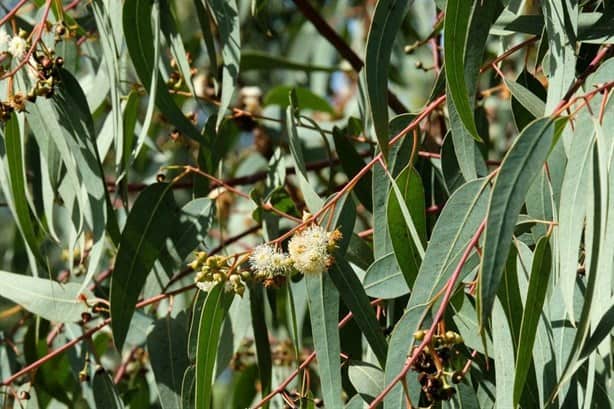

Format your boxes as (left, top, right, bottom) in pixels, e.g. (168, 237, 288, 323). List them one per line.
(479, 117, 565, 328)
(195, 284, 234, 409)
(110, 183, 178, 350)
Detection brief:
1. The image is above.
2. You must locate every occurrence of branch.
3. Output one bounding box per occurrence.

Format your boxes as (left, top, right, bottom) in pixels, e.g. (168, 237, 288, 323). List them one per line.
(552, 44, 614, 115)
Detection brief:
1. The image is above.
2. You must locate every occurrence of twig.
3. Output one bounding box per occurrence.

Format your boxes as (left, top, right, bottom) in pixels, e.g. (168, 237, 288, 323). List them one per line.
(552, 44, 614, 113)
(0, 0, 29, 28)
(113, 346, 138, 384)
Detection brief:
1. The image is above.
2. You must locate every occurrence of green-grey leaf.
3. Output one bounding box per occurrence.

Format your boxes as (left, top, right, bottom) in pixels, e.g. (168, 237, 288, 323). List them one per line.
(0, 271, 96, 323)
(111, 183, 178, 350)
(0, 116, 42, 267)
(513, 236, 552, 406)
(444, 0, 480, 141)
(541, 1, 578, 112)
(209, 0, 241, 129)
(193, 0, 218, 77)
(305, 272, 342, 408)
(363, 253, 409, 299)
(505, 78, 546, 118)
(348, 361, 384, 401)
(329, 258, 388, 367)
(249, 285, 272, 405)
(195, 284, 234, 409)
(93, 369, 125, 409)
(365, 0, 412, 158)
(558, 114, 595, 323)
(492, 299, 515, 409)
(286, 105, 324, 211)
(479, 117, 565, 328)
(123, 0, 204, 143)
(91, 0, 124, 175)
(387, 165, 427, 287)
(181, 365, 195, 409)
(384, 178, 490, 408)
(549, 141, 602, 403)
(147, 312, 190, 409)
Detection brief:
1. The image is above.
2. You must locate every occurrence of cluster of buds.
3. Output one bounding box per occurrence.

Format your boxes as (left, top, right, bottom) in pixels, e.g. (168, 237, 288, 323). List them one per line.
(26, 51, 64, 99)
(191, 252, 246, 296)
(249, 225, 342, 288)
(411, 329, 465, 404)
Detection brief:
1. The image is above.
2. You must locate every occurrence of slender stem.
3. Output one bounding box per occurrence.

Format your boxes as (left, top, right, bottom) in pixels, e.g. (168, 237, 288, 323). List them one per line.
(0, 0, 29, 28)
(552, 44, 614, 114)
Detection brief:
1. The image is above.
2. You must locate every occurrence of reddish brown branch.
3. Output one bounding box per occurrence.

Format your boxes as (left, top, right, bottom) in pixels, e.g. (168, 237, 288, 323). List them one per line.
(552, 44, 614, 113)
(0, 0, 29, 28)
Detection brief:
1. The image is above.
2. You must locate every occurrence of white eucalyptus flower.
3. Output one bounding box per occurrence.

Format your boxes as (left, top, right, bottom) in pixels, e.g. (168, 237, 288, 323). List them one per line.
(8, 36, 27, 60)
(249, 244, 291, 277)
(288, 225, 337, 275)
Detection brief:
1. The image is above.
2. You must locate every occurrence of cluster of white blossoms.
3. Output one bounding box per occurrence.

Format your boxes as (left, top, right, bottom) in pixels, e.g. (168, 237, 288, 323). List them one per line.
(250, 225, 342, 280)
(191, 225, 341, 294)
(249, 244, 292, 280)
(0, 29, 28, 60)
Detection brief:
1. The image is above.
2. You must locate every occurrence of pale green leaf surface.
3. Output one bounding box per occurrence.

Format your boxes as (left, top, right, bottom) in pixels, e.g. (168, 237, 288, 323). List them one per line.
(209, 0, 241, 129)
(93, 370, 125, 409)
(363, 253, 409, 299)
(0, 271, 96, 323)
(479, 117, 564, 328)
(513, 236, 552, 406)
(348, 362, 384, 400)
(147, 312, 190, 409)
(387, 165, 426, 286)
(305, 273, 342, 408)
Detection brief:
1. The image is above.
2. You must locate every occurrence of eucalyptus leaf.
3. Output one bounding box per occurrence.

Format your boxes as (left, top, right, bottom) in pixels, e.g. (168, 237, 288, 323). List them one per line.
(0, 271, 96, 323)
(111, 183, 179, 350)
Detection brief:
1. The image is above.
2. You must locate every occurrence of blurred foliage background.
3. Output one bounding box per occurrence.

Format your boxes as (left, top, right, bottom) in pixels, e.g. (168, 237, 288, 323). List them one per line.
(0, 0, 613, 408)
